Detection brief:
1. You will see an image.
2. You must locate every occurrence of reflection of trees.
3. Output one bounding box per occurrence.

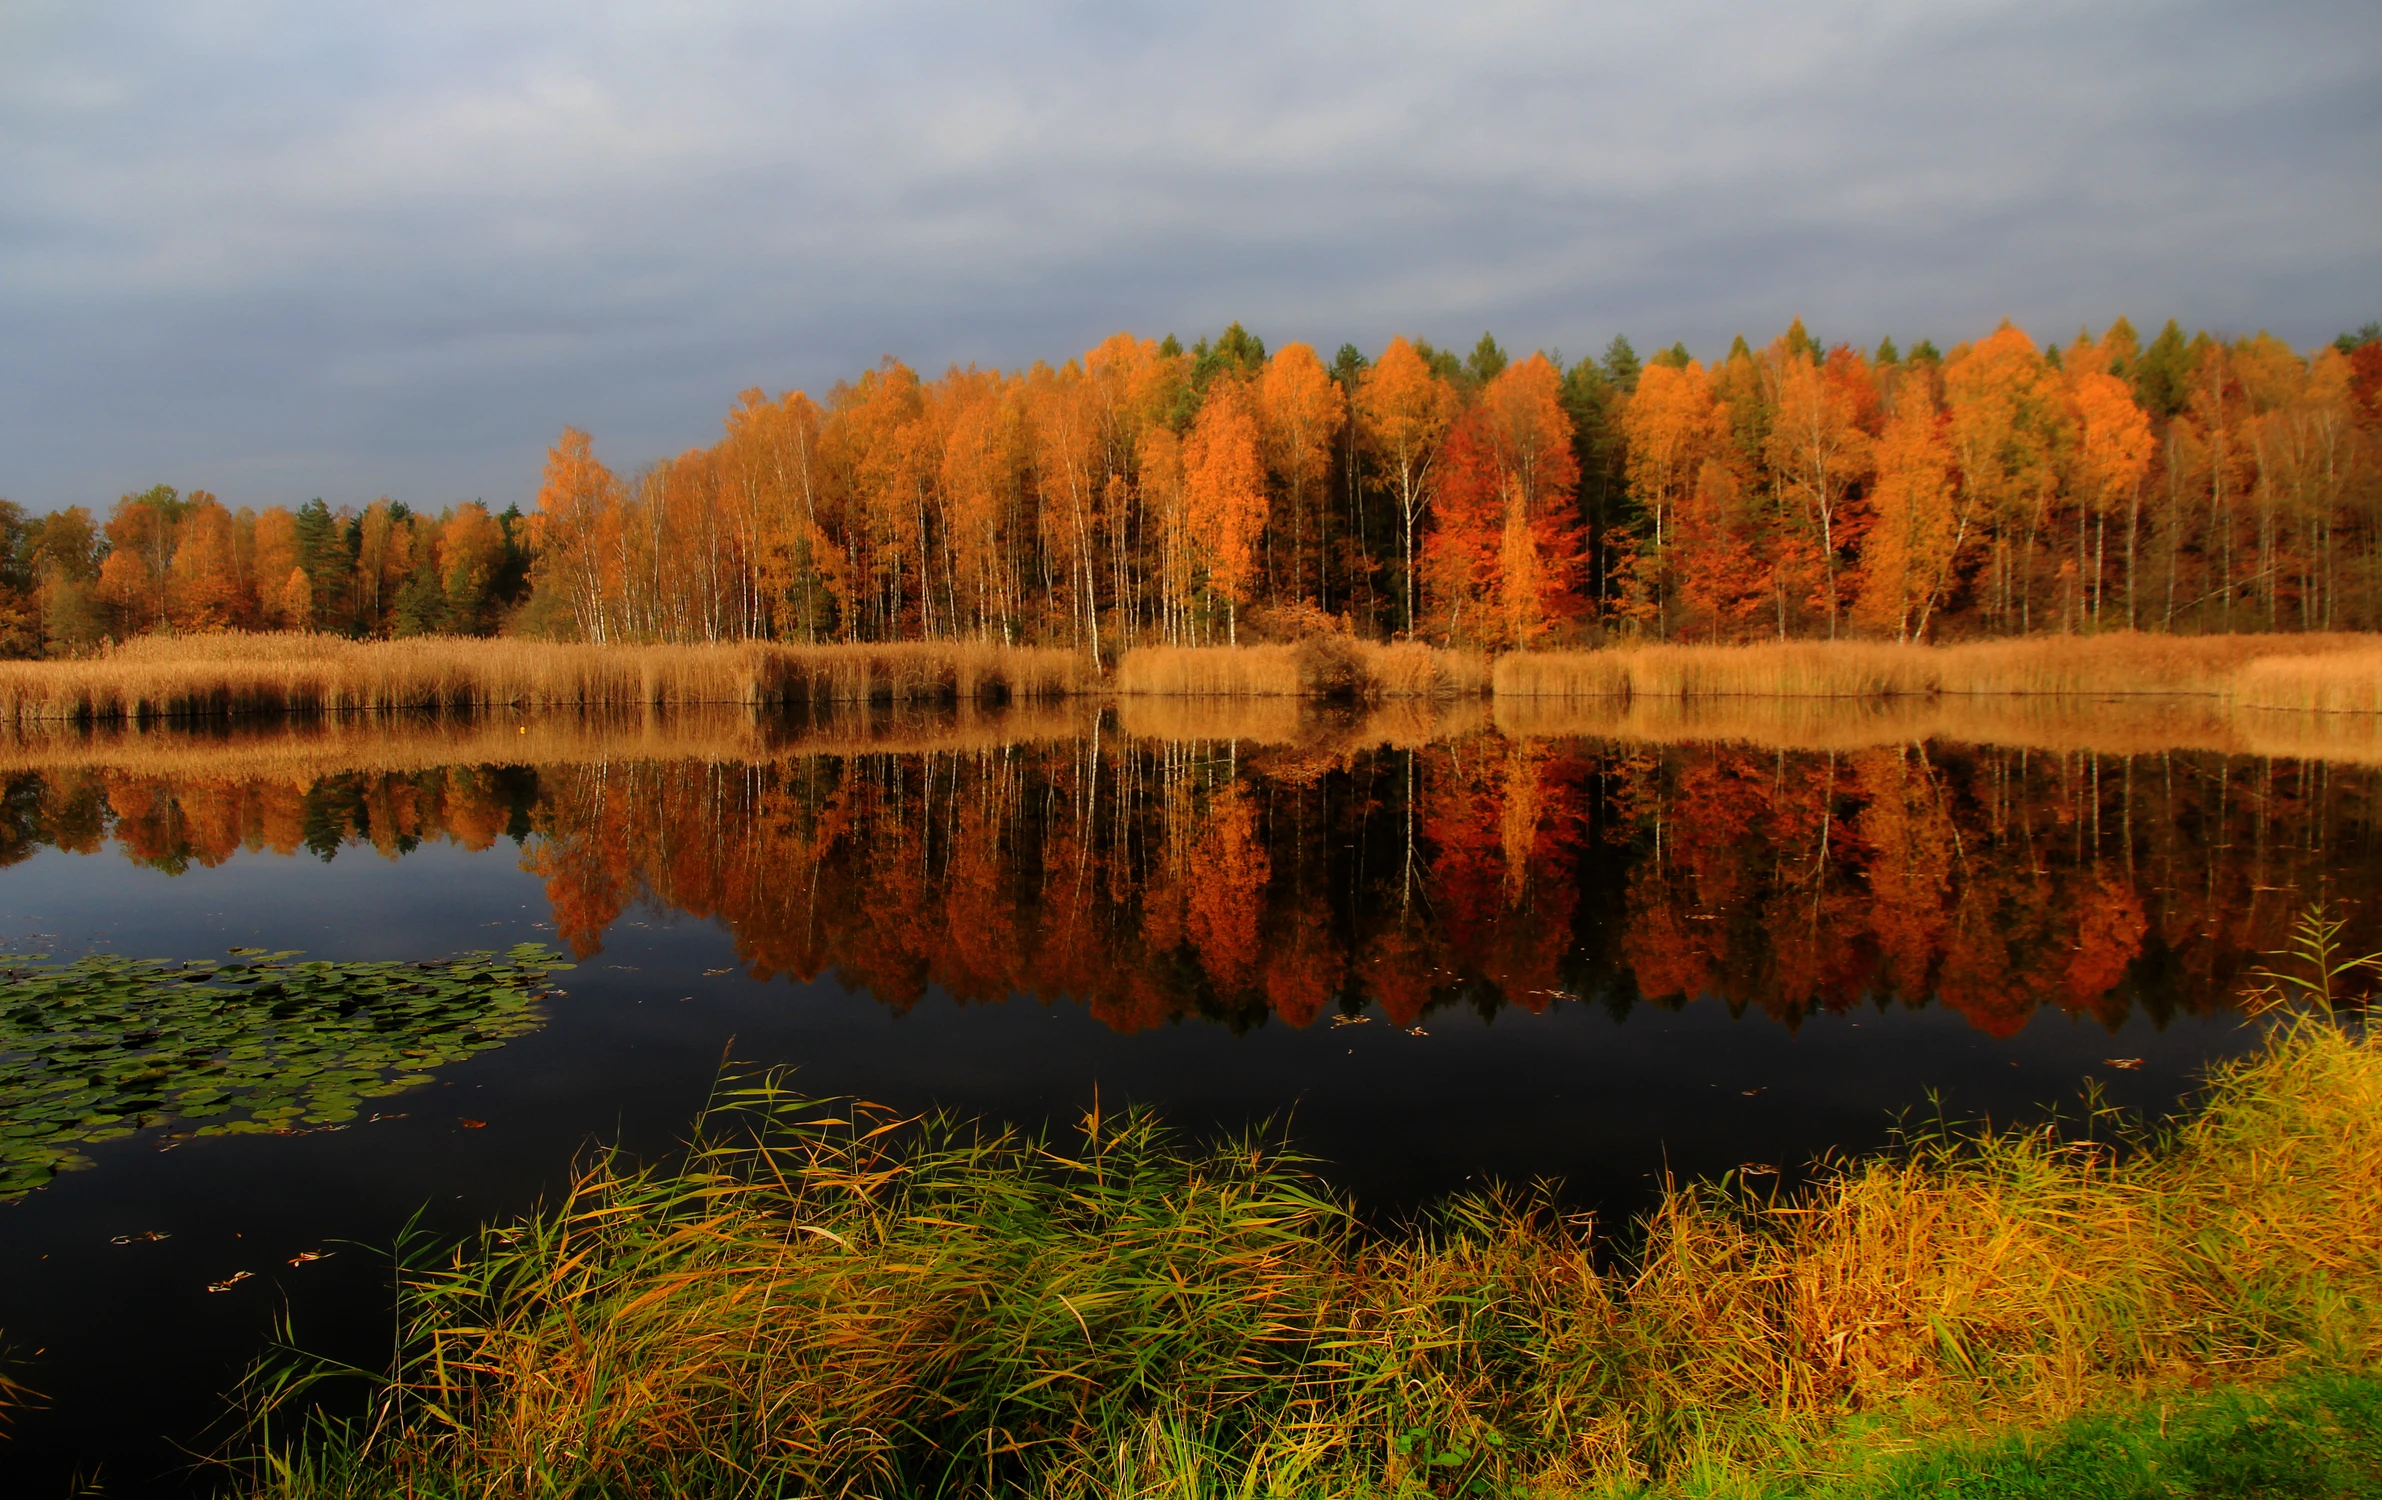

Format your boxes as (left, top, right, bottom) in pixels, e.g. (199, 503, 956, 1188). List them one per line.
(7, 739, 2376, 1038)
(1610, 745, 2379, 1035)
(0, 766, 532, 875)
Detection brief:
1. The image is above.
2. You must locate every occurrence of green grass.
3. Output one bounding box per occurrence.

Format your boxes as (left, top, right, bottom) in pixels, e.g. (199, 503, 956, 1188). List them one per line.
(1780, 1367, 2382, 1500)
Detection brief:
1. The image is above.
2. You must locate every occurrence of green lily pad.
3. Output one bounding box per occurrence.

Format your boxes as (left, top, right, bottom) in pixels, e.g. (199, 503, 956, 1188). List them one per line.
(0, 946, 568, 1198)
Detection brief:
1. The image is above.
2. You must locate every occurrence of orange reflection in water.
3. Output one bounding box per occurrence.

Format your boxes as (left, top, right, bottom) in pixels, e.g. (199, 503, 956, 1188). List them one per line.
(8, 736, 2373, 1037)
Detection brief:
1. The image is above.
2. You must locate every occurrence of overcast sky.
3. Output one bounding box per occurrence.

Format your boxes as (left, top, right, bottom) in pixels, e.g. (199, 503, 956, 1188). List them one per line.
(3, 0, 2376, 515)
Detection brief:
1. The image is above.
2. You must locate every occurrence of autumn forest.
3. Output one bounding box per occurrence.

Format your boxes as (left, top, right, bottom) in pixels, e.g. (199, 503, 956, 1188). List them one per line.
(9, 318, 2382, 660)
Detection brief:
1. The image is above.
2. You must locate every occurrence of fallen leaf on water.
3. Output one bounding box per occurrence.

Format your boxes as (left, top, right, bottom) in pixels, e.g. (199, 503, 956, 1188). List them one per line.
(111, 1230, 170, 1245)
(2104, 1058, 2144, 1070)
(1330, 1014, 1371, 1027)
(1405, 1026, 1429, 1038)
(367, 1112, 407, 1124)
(1741, 1087, 1766, 1097)
(702, 968, 735, 976)
(287, 1250, 332, 1266)
(206, 1271, 252, 1293)
(458, 1118, 487, 1129)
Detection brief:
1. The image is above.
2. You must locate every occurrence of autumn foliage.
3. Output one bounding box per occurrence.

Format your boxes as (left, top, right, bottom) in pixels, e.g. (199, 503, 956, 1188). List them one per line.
(11, 319, 2380, 662)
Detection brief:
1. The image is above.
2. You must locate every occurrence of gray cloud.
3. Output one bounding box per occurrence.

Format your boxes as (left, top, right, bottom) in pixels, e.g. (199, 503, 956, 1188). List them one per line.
(3, 0, 2376, 512)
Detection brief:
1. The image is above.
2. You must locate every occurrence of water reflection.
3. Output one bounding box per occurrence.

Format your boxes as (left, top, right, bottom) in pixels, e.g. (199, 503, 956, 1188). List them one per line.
(5, 718, 2374, 1039)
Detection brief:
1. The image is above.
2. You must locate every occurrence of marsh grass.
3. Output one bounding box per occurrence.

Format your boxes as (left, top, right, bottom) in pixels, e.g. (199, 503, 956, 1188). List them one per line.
(0, 635, 1088, 723)
(241, 985, 2382, 1499)
(1493, 633, 2382, 706)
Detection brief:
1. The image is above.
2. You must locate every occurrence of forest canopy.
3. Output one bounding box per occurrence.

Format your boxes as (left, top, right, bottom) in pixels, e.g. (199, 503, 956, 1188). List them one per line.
(7, 316, 2378, 658)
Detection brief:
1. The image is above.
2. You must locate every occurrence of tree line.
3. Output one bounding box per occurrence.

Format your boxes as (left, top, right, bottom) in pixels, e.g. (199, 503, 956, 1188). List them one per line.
(527, 317, 2382, 653)
(7, 317, 2377, 657)
(0, 491, 532, 655)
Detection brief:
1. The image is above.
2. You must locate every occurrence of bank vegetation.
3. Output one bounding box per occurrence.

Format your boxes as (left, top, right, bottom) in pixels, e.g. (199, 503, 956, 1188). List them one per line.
(242, 952, 2380, 1499)
(0, 630, 2375, 725)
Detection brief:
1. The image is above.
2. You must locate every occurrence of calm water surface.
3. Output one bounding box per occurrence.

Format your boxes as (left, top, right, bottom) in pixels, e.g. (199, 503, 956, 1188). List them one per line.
(1, 709, 2373, 1494)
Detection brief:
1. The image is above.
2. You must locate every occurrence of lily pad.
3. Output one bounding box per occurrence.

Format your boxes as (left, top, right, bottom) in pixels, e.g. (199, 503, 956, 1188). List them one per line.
(0, 947, 570, 1198)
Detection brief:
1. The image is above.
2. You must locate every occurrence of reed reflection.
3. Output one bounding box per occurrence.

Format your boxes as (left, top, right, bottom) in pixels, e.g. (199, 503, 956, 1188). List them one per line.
(4, 733, 2374, 1036)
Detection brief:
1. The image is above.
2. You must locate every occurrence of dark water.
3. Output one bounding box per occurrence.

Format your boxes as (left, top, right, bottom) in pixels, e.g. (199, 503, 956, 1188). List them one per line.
(1, 720, 2373, 1494)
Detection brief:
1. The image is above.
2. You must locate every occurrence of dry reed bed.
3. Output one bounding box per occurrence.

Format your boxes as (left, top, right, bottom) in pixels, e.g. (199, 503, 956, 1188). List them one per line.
(247, 1015, 2382, 1497)
(0, 635, 1089, 723)
(1494, 633, 2382, 706)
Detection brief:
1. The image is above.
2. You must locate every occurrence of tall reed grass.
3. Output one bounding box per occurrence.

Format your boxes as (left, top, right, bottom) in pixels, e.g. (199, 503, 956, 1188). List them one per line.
(1493, 633, 2382, 705)
(0, 635, 1089, 723)
(245, 1000, 2382, 1498)
(2232, 647, 2382, 714)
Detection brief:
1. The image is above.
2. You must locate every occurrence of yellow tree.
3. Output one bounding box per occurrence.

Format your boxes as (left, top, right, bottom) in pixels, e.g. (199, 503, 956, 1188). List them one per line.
(1355, 337, 1455, 634)
(166, 494, 246, 628)
(1942, 325, 2062, 632)
(1085, 333, 1181, 646)
(253, 507, 306, 629)
(1025, 361, 1104, 661)
(350, 500, 416, 634)
(1257, 342, 1346, 607)
(725, 388, 842, 642)
(1476, 354, 1583, 643)
(1618, 360, 1725, 637)
(1852, 374, 1958, 641)
(2066, 369, 2154, 628)
(437, 501, 508, 633)
(1183, 377, 1267, 643)
(935, 368, 1023, 640)
(825, 360, 932, 640)
(529, 427, 625, 643)
(1765, 351, 1873, 637)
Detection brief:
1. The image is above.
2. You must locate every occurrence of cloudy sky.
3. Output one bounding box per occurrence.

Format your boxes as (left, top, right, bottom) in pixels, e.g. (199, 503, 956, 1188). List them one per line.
(3, 0, 2376, 515)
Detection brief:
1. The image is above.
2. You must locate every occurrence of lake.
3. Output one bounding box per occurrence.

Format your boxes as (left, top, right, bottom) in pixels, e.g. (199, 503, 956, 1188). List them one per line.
(1, 701, 2373, 1494)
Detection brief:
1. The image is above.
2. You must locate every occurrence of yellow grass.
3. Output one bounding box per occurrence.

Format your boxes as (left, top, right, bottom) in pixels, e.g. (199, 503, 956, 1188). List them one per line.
(1494, 633, 2382, 706)
(0, 634, 1089, 722)
(1113, 640, 1488, 698)
(2232, 649, 2382, 714)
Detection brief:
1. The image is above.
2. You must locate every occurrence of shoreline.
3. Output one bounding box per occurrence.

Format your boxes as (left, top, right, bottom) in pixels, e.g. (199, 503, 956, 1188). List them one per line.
(0, 630, 2374, 724)
(231, 1012, 2382, 1499)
